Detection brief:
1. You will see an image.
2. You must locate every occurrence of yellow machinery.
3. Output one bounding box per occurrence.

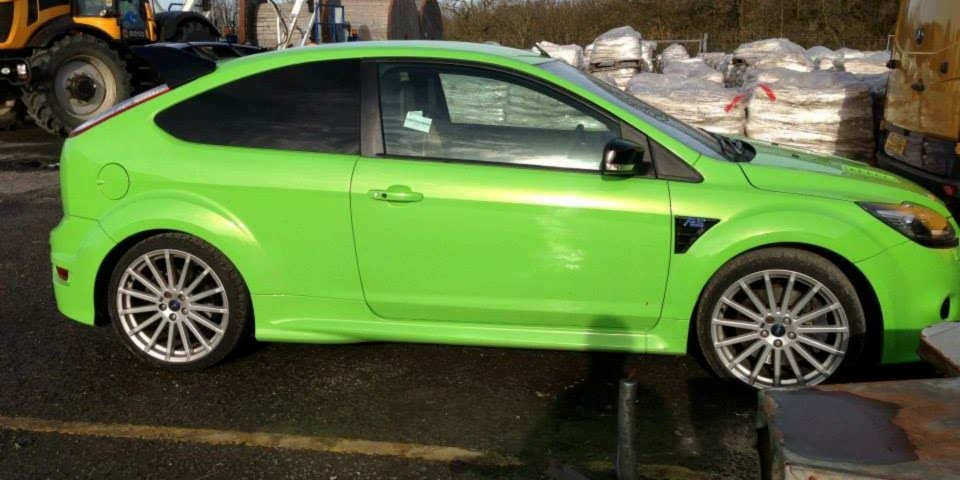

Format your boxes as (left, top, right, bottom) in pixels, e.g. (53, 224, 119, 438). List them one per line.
(878, 0, 960, 208)
(0, 0, 219, 134)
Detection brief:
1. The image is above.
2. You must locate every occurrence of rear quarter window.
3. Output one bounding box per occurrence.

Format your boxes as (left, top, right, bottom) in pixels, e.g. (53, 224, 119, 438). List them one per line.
(155, 59, 361, 155)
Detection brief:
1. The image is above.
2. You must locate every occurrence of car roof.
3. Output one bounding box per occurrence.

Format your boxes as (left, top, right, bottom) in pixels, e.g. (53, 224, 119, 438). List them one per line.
(214, 40, 555, 76)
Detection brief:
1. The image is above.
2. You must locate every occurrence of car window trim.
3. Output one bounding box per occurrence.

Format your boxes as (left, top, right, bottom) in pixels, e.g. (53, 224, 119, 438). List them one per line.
(365, 58, 628, 175)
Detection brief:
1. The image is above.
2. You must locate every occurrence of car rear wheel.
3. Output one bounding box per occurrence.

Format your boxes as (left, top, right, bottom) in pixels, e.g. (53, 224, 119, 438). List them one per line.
(695, 248, 866, 389)
(108, 233, 249, 370)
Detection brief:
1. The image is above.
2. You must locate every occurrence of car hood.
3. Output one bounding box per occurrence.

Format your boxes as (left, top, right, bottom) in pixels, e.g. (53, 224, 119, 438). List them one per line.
(738, 140, 950, 216)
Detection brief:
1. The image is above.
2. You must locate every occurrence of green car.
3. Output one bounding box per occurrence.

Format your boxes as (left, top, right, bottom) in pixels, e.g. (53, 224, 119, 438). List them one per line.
(51, 41, 960, 388)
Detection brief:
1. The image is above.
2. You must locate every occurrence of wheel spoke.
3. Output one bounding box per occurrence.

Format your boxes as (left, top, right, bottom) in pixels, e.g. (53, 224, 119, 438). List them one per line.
(784, 345, 804, 385)
(164, 321, 175, 361)
(720, 297, 764, 323)
(184, 268, 210, 296)
(792, 343, 828, 375)
(189, 287, 224, 303)
(145, 319, 168, 351)
(780, 273, 796, 313)
(763, 273, 777, 313)
(144, 255, 168, 290)
(797, 325, 848, 334)
(715, 331, 761, 347)
(164, 250, 175, 290)
(727, 339, 765, 370)
(773, 348, 782, 387)
(797, 335, 844, 356)
(749, 345, 773, 384)
(188, 312, 224, 335)
(795, 303, 840, 325)
(740, 281, 769, 316)
(128, 269, 162, 296)
(191, 304, 226, 315)
(177, 321, 192, 361)
(713, 319, 762, 331)
(119, 288, 159, 303)
(176, 255, 191, 291)
(184, 318, 211, 351)
(790, 283, 822, 316)
(129, 312, 162, 336)
(120, 305, 159, 315)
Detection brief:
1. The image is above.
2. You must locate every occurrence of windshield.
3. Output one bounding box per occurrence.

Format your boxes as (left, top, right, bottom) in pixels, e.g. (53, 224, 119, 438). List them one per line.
(540, 60, 729, 159)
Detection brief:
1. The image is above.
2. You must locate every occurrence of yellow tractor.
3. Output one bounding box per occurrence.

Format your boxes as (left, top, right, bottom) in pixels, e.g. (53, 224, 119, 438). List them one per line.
(0, 0, 220, 134)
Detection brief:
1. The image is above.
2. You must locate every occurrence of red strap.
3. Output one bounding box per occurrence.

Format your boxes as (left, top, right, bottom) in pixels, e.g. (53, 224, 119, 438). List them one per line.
(725, 83, 777, 112)
(724, 93, 747, 112)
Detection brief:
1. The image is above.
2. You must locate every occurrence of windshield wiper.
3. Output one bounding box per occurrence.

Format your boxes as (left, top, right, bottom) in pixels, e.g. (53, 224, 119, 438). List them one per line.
(705, 130, 753, 162)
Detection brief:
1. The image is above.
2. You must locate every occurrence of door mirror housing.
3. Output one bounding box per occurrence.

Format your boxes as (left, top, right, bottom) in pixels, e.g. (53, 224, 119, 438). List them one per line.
(601, 138, 647, 176)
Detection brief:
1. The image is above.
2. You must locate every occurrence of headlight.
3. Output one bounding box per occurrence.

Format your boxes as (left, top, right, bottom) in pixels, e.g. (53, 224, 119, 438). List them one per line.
(859, 202, 958, 248)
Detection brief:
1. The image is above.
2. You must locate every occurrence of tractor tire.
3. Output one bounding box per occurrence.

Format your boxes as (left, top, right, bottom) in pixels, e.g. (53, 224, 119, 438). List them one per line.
(22, 34, 132, 136)
(173, 21, 219, 42)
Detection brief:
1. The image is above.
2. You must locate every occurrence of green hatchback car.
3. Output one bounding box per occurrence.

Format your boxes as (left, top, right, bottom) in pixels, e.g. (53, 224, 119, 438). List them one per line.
(51, 41, 960, 388)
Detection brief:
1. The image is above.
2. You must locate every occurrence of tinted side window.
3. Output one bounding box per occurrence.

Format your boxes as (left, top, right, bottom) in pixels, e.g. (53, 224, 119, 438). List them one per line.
(377, 63, 619, 171)
(156, 60, 361, 154)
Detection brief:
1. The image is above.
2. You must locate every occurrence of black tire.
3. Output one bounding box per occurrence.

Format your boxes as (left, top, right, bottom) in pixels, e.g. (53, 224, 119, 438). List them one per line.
(22, 34, 133, 136)
(695, 248, 866, 389)
(108, 233, 251, 370)
(173, 21, 219, 42)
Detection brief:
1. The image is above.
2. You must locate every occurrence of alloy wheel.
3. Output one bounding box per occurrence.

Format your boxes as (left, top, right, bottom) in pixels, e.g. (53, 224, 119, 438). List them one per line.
(710, 269, 849, 388)
(116, 249, 230, 364)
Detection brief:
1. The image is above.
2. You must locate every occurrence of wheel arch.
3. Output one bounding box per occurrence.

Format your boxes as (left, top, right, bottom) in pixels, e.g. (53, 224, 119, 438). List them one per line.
(685, 241, 883, 364)
(26, 16, 119, 48)
(93, 209, 264, 327)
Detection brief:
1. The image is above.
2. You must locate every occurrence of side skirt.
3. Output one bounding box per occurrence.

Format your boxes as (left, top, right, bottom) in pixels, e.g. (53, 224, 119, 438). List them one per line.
(252, 295, 676, 354)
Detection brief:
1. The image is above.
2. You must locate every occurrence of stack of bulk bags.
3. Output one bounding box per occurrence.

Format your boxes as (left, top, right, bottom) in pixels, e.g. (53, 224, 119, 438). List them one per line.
(745, 69, 875, 160)
(440, 75, 508, 125)
(582, 43, 595, 70)
(729, 38, 808, 86)
(661, 58, 724, 84)
(806, 46, 839, 70)
(626, 73, 744, 136)
(588, 26, 644, 89)
(534, 41, 583, 68)
(640, 41, 658, 72)
(505, 84, 608, 130)
(659, 44, 690, 67)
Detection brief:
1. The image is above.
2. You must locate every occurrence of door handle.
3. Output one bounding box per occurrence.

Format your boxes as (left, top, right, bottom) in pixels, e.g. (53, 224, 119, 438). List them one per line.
(369, 187, 423, 203)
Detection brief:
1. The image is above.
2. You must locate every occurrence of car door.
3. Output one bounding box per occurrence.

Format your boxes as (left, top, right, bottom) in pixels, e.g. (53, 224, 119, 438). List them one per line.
(350, 61, 672, 331)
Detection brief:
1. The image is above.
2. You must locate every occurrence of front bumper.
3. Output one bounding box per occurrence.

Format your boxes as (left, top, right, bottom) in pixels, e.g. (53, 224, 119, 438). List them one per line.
(857, 239, 960, 363)
(50, 215, 116, 325)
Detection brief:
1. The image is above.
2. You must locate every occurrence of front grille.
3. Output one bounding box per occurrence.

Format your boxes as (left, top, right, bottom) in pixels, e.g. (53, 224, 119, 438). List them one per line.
(0, 2, 13, 43)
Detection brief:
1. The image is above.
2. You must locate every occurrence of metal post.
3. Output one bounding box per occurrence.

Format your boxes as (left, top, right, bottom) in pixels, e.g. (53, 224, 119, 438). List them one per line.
(616, 377, 638, 480)
(237, 0, 247, 44)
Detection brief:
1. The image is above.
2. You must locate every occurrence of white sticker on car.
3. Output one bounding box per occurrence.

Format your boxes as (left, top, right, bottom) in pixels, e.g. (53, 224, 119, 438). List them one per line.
(403, 110, 432, 133)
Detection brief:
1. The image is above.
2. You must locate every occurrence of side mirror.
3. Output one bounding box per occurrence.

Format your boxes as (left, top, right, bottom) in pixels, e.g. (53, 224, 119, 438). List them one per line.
(601, 138, 647, 176)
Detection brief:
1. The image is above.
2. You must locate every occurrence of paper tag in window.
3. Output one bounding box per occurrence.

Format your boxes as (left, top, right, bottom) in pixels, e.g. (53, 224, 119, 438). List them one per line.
(403, 110, 432, 133)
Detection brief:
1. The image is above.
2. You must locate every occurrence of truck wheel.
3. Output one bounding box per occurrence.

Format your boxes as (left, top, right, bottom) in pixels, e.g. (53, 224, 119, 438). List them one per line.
(22, 34, 132, 136)
(174, 21, 218, 42)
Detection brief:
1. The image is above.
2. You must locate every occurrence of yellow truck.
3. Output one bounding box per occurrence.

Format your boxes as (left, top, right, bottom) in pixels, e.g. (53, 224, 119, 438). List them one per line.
(0, 0, 219, 135)
(879, 0, 960, 209)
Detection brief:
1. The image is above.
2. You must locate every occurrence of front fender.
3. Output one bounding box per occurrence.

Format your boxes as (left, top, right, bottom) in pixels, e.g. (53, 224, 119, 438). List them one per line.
(97, 191, 275, 295)
(661, 177, 907, 328)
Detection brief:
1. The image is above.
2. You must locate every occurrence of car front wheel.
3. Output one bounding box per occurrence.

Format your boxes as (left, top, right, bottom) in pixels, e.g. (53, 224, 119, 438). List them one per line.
(108, 233, 250, 370)
(696, 248, 866, 389)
